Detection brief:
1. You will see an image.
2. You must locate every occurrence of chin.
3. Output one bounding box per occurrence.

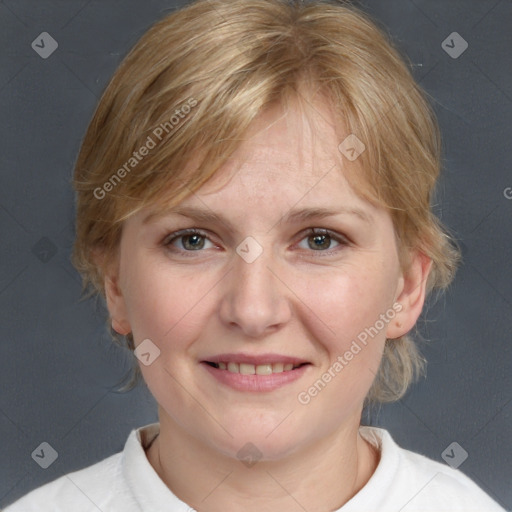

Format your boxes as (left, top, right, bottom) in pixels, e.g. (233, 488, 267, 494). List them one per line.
(216, 435, 304, 464)
(211, 418, 315, 463)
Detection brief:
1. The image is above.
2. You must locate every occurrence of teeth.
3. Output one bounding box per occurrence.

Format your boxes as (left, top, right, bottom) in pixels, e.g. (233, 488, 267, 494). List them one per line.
(240, 363, 255, 375)
(256, 364, 273, 375)
(272, 363, 284, 373)
(227, 362, 239, 373)
(212, 362, 303, 374)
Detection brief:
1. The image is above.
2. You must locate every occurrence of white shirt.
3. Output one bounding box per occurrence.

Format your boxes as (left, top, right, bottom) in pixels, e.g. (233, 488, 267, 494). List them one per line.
(4, 423, 505, 511)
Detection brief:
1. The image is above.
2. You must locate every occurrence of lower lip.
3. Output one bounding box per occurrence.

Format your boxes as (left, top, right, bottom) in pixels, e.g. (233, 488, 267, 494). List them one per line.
(201, 363, 310, 392)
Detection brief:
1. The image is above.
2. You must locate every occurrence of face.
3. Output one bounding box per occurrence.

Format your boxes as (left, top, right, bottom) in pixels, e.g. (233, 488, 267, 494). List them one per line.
(105, 97, 424, 461)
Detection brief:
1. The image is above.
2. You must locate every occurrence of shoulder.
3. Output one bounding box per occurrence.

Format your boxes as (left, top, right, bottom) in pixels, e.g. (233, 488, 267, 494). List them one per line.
(397, 443, 503, 509)
(1, 423, 164, 512)
(3, 451, 131, 512)
(352, 427, 505, 512)
(4, 422, 190, 512)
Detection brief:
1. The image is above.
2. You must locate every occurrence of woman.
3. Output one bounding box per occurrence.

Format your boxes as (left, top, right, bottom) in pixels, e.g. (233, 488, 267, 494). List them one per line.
(5, 0, 505, 510)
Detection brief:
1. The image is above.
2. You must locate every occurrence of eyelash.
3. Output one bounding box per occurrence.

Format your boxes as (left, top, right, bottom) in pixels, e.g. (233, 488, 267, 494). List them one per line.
(162, 227, 351, 258)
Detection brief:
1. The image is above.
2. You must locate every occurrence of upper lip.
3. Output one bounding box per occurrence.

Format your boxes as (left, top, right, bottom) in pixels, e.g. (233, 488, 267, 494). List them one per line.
(202, 353, 310, 366)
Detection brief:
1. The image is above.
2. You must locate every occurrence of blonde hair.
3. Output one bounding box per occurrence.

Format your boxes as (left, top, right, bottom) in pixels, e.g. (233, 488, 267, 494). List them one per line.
(72, 0, 460, 402)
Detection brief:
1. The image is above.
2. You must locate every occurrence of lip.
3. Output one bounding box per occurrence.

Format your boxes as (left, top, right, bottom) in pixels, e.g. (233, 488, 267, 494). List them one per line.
(201, 353, 311, 392)
(203, 353, 309, 366)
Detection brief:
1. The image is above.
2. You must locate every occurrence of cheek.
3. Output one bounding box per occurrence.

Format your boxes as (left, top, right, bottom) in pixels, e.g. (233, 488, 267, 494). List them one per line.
(121, 255, 210, 345)
(293, 260, 396, 407)
(120, 258, 214, 408)
(294, 269, 391, 420)
(300, 260, 396, 349)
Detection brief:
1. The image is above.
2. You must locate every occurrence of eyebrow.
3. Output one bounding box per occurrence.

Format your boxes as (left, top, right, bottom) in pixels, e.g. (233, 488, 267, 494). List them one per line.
(143, 205, 373, 229)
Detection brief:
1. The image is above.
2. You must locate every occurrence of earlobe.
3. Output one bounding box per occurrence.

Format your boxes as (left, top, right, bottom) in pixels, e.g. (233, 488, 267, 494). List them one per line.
(104, 271, 132, 336)
(386, 251, 432, 340)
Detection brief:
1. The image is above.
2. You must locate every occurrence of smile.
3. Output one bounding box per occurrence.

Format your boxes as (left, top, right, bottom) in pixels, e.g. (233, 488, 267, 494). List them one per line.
(205, 361, 306, 375)
(201, 355, 311, 392)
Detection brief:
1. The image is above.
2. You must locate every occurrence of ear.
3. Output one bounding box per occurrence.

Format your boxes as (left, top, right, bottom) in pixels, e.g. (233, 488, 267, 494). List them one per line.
(386, 250, 432, 339)
(103, 257, 131, 336)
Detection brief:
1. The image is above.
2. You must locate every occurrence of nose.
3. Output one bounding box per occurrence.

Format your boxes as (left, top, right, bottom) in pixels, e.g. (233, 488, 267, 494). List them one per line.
(218, 242, 292, 339)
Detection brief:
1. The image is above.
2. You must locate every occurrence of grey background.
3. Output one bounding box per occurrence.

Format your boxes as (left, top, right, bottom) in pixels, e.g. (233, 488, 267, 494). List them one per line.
(1, 0, 511, 509)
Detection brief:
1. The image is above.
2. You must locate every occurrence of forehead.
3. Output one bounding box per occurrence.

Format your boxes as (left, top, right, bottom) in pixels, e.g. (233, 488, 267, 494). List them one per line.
(141, 98, 383, 229)
(196, 98, 362, 200)
(141, 94, 381, 226)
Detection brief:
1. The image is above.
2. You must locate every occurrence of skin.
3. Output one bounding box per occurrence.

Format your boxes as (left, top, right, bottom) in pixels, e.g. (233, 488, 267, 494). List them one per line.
(103, 95, 431, 512)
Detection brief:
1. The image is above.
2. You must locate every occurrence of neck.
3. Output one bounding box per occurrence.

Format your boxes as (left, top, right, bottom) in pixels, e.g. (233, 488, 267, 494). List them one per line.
(146, 411, 379, 512)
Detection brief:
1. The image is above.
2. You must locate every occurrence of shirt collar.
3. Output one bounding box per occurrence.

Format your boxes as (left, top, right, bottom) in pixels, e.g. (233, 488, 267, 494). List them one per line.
(121, 423, 392, 511)
(122, 422, 194, 512)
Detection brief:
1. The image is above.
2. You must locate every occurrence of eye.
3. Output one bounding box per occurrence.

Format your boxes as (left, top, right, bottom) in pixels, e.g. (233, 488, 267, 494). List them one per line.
(296, 228, 350, 255)
(163, 229, 215, 253)
(163, 227, 350, 257)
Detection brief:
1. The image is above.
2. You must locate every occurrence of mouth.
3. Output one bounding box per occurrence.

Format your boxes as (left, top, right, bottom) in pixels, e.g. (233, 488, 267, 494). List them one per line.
(203, 361, 309, 375)
(200, 354, 311, 392)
